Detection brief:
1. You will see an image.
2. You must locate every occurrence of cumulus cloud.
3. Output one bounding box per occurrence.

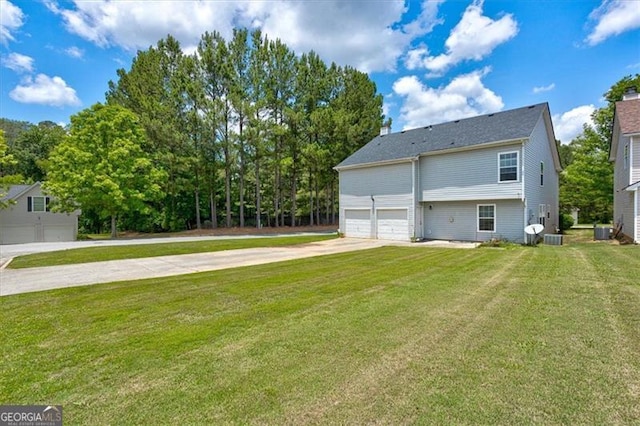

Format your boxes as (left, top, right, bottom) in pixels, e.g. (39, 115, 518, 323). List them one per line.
(2, 52, 34, 73)
(586, 0, 640, 45)
(532, 83, 555, 94)
(552, 105, 595, 144)
(45, 0, 444, 73)
(0, 0, 24, 44)
(9, 74, 81, 107)
(392, 67, 504, 130)
(405, 0, 518, 73)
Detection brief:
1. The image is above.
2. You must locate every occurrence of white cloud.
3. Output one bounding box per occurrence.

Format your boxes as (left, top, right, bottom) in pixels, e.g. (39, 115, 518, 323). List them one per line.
(586, 0, 640, 45)
(552, 105, 595, 144)
(2, 52, 34, 73)
(406, 0, 518, 73)
(0, 0, 24, 44)
(46, 0, 444, 73)
(533, 83, 555, 94)
(9, 74, 81, 107)
(403, 0, 445, 37)
(65, 46, 84, 58)
(392, 67, 504, 130)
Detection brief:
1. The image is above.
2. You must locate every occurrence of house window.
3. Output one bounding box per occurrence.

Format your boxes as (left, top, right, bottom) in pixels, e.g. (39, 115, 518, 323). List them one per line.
(624, 144, 629, 169)
(27, 196, 49, 212)
(478, 204, 496, 232)
(499, 152, 518, 182)
(540, 162, 544, 186)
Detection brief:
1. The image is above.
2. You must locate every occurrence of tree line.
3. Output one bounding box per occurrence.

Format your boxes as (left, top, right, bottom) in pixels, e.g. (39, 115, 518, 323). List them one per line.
(1, 30, 384, 235)
(559, 74, 639, 225)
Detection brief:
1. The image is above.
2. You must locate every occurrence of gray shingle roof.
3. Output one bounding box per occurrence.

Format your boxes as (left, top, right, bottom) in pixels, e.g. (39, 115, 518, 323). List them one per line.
(336, 103, 549, 169)
(1, 183, 38, 202)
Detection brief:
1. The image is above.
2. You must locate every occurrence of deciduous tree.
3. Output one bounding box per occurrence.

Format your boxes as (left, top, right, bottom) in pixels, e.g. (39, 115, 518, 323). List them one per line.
(46, 104, 165, 237)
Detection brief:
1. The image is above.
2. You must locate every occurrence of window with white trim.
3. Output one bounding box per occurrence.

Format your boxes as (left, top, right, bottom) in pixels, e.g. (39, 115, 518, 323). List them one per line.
(478, 204, 496, 232)
(498, 151, 518, 182)
(27, 196, 49, 212)
(624, 144, 629, 169)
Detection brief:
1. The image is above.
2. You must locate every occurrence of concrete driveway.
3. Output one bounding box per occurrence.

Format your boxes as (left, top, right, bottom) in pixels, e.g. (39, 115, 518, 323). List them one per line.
(0, 238, 390, 296)
(0, 237, 478, 297)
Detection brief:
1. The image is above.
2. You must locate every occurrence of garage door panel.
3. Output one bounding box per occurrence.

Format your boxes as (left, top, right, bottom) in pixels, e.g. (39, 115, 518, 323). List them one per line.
(344, 209, 371, 238)
(44, 226, 75, 242)
(0, 226, 37, 244)
(376, 209, 409, 241)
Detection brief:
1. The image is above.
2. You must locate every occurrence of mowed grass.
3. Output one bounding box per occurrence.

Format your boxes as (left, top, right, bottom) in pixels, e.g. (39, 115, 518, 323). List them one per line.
(1, 233, 639, 424)
(7, 234, 336, 269)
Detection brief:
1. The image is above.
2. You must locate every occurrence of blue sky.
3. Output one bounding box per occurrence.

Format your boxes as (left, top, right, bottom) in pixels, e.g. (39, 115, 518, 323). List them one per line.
(1, 0, 639, 144)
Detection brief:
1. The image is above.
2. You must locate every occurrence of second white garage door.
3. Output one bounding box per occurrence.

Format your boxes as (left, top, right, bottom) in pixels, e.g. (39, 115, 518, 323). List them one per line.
(376, 209, 409, 241)
(344, 209, 371, 238)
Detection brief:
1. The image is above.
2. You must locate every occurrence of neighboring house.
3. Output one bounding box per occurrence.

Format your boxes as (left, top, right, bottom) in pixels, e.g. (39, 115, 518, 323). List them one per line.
(0, 182, 80, 244)
(335, 103, 561, 243)
(610, 88, 640, 243)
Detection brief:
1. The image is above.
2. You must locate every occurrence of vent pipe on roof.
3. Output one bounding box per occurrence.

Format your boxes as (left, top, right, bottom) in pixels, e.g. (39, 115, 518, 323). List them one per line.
(623, 87, 639, 101)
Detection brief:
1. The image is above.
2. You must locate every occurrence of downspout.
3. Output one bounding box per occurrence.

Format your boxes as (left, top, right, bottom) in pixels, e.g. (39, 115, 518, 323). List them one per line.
(631, 139, 637, 243)
(412, 156, 419, 240)
(522, 139, 527, 243)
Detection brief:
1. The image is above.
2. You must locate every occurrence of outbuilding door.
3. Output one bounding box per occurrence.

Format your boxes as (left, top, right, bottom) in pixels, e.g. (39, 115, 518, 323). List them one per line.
(344, 209, 371, 238)
(376, 209, 409, 241)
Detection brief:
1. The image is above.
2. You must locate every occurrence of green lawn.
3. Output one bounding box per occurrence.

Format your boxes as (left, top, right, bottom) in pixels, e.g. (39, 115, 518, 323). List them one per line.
(7, 234, 336, 269)
(1, 232, 639, 424)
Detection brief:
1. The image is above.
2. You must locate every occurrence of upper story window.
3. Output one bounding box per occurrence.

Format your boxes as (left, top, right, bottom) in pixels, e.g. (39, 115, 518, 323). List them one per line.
(27, 196, 49, 212)
(498, 151, 519, 182)
(540, 161, 544, 186)
(624, 144, 629, 170)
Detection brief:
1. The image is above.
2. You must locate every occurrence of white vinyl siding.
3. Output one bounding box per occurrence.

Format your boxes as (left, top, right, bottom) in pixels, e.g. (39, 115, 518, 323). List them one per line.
(420, 143, 523, 201)
(340, 162, 412, 196)
(339, 162, 414, 239)
(636, 192, 639, 242)
(613, 135, 636, 239)
(633, 137, 640, 183)
(423, 200, 524, 242)
(498, 151, 519, 182)
(523, 114, 559, 233)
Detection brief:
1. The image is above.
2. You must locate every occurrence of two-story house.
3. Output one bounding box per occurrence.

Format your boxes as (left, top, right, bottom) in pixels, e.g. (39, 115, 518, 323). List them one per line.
(610, 88, 640, 243)
(335, 103, 561, 243)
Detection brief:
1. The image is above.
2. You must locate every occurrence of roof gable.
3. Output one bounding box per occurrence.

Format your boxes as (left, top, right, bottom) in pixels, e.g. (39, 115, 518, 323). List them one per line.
(610, 98, 640, 162)
(336, 103, 550, 169)
(1, 182, 41, 202)
(616, 99, 640, 135)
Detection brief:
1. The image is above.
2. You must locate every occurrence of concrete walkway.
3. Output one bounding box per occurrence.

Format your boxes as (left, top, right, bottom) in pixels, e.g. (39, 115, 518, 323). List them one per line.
(0, 238, 477, 296)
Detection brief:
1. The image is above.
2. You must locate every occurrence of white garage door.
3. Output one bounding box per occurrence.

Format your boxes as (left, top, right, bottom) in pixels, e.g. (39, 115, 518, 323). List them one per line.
(0, 226, 37, 244)
(376, 209, 409, 241)
(44, 225, 75, 242)
(344, 209, 371, 238)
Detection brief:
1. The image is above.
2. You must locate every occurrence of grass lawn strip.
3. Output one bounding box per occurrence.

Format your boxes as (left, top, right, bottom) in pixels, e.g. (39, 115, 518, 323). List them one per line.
(7, 234, 336, 269)
(1, 234, 638, 423)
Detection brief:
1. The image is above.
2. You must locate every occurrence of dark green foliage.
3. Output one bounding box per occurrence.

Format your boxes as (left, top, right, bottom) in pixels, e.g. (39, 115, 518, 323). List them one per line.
(560, 74, 639, 223)
(560, 212, 574, 232)
(106, 30, 384, 232)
